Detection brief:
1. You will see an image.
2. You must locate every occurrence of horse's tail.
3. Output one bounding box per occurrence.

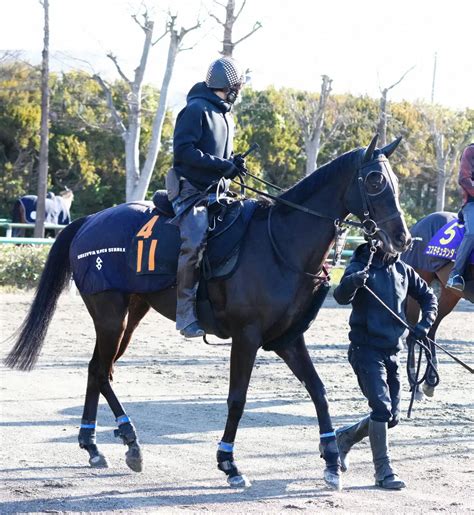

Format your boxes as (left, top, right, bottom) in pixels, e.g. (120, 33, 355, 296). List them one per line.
(12, 199, 26, 222)
(4, 217, 87, 371)
(11, 199, 26, 236)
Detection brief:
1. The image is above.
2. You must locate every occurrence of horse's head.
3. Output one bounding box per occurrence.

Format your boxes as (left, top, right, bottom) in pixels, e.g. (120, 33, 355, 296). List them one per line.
(344, 135, 411, 254)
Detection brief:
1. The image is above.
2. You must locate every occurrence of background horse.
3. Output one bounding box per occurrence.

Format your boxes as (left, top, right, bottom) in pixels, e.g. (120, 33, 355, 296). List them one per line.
(401, 211, 474, 397)
(5, 136, 411, 491)
(11, 190, 74, 236)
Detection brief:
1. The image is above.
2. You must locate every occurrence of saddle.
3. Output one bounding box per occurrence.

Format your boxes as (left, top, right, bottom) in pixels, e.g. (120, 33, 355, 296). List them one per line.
(143, 190, 258, 280)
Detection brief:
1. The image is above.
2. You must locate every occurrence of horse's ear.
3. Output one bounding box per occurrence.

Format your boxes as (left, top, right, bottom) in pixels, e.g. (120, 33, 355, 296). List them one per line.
(363, 134, 379, 163)
(380, 136, 402, 158)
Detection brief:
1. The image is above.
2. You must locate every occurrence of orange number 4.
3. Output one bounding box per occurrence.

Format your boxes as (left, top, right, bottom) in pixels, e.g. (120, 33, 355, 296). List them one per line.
(136, 215, 159, 239)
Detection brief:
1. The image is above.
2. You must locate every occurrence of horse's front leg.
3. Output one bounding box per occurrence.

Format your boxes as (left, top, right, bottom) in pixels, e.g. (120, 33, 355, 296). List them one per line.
(217, 324, 260, 488)
(275, 335, 341, 490)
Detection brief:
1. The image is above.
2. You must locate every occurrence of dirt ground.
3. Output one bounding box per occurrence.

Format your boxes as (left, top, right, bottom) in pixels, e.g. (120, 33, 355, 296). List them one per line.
(0, 290, 473, 514)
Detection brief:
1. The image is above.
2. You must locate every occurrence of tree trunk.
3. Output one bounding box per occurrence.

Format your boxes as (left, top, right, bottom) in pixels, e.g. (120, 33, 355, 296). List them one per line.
(34, 0, 49, 238)
(305, 75, 332, 175)
(211, 0, 261, 57)
(377, 90, 388, 147)
(132, 30, 179, 200)
(433, 131, 446, 211)
(222, 0, 235, 56)
(125, 20, 154, 201)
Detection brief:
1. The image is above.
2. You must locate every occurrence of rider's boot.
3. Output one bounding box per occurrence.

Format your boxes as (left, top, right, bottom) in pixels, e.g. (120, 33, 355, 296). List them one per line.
(335, 415, 370, 472)
(176, 205, 208, 338)
(369, 419, 406, 489)
(180, 321, 205, 338)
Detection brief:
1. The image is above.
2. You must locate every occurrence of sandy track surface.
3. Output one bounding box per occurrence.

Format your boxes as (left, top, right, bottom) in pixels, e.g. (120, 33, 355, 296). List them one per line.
(0, 291, 473, 513)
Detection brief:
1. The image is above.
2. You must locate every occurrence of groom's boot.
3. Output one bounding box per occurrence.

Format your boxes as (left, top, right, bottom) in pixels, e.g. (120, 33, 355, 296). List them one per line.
(369, 419, 406, 489)
(335, 415, 370, 472)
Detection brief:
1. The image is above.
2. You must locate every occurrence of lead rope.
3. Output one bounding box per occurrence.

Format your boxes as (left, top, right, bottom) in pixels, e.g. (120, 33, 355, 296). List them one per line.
(405, 336, 440, 417)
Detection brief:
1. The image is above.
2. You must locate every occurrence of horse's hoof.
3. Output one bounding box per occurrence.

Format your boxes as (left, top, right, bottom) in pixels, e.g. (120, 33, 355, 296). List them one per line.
(227, 474, 251, 488)
(422, 383, 435, 397)
(89, 453, 108, 468)
(125, 446, 143, 472)
(324, 469, 342, 491)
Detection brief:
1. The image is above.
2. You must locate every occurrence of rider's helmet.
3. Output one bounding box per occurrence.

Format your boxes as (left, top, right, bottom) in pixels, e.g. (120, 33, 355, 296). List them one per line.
(205, 57, 244, 91)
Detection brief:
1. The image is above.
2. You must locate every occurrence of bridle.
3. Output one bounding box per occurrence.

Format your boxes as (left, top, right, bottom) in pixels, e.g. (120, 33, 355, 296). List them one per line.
(234, 153, 403, 280)
(356, 154, 404, 234)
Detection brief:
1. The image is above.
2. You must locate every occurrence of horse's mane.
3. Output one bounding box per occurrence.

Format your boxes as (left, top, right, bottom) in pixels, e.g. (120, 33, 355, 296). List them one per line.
(280, 148, 361, 204)
(253, 148, 362, 215)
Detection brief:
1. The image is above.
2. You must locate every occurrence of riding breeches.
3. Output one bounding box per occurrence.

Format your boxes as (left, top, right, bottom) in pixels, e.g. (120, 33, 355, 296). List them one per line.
(348, 344, 400, 426)
(174, 202, 209, 330)
(453, 202, 474, 276)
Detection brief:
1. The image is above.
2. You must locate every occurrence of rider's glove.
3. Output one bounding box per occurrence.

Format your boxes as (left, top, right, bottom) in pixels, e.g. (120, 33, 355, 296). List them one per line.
(222, 160, 241, 179)
(233, 154, 248, 175)
(350, 270, 369, 288)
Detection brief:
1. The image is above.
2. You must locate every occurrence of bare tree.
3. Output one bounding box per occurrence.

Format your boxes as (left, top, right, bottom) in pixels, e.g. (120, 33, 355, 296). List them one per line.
(34, 0, 50, 238)
(95, 11, 200, 201)
(0, 50, 22, 63)
(209, 0, 262, 57)
(288, 75, 334, 175)
(377, 66, 415, 146)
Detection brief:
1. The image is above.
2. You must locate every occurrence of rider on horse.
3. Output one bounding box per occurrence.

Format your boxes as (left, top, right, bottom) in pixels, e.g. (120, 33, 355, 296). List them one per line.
(447, 143, 474, 292)
(334, 242, 438, 489)
(167, 57, 247, 338)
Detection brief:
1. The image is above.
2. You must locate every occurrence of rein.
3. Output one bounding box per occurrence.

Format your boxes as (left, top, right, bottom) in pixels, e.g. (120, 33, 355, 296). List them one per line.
(232, 178, 365, 230)
(230, 154, 395, 280)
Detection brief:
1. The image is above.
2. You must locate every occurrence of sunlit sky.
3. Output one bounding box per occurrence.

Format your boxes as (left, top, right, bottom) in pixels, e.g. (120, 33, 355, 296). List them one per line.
(2, 0, 473, 112)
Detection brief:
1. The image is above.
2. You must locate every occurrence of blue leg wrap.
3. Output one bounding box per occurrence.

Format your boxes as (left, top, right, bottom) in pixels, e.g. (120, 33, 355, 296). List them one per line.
(78, 420, 97, 446)
(114, 421, 138, 445)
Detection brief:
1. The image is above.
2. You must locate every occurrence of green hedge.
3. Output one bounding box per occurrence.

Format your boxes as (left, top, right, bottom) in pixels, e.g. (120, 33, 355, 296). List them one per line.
(0, 245, 50, 289)
(0, 243, 347, 291)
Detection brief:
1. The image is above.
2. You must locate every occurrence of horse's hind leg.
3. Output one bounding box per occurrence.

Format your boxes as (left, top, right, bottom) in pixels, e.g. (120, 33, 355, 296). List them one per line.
(275, 335, 341, 490)
(114, 295, 150, 363)
(78, 342, 109, 468)
(81, 292, 143, 472)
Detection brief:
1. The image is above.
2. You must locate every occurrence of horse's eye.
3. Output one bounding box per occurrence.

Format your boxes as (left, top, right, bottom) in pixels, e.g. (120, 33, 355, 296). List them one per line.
(365, 171, 387, 195)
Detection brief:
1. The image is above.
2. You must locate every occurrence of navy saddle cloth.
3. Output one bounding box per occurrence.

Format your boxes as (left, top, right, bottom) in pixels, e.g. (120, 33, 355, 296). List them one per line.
(70, 194, 257, 295)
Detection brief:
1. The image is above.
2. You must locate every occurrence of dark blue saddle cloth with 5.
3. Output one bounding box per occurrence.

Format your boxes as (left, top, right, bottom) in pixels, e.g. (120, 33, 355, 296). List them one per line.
(402, 213, 474, 272)
(424, 218, 474, 264)
(70, 197, 257, 295)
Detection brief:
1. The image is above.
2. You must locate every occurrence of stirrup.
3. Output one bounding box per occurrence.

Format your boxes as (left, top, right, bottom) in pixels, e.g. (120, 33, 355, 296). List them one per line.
(446, 274, 465, 292)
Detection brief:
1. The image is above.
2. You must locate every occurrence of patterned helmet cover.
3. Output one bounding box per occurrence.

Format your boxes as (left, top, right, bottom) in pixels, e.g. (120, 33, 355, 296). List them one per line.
(205, 57, 244, 89)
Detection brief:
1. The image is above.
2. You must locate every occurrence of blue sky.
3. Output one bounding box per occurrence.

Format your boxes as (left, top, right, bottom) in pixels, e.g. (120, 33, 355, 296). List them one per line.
(2, 0, 473, 111)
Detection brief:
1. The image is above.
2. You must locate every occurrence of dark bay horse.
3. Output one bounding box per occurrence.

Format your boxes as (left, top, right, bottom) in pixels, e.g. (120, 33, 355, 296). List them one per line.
(5, 136, 411, 491)
(402, 211, 474, 398)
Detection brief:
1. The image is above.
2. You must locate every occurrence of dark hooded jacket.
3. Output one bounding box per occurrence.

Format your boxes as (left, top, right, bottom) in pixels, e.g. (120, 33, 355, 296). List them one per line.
(334, 244, 437, 350)
(173, 82, 235, 191)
